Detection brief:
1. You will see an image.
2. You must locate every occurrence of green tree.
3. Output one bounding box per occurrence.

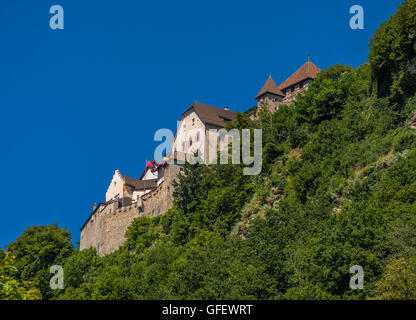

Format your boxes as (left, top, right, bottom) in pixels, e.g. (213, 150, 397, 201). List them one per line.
(369, 0, 416, 100)
(0, 252, 41, 300)
(370, 257, 416, 300)
(172, 160, 206, 215)
(6, 224, 74, 299)
(125, 217, 161, 254)
(63, 247, 102, 290)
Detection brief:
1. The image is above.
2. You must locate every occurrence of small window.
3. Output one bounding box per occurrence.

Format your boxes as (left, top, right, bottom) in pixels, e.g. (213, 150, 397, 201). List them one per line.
(182, 142, 185, 151)
(192, 118, 195, 126)
(196, 131, 200, 141)
(189, 138, 193, 147)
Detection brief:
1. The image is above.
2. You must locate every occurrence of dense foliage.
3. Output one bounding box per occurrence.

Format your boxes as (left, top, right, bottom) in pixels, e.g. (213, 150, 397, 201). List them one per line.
(369, 0, 416, 101)
(5, 225, 73, 299)
(3, 0, 416, 300)
(0, 250, 41, 300)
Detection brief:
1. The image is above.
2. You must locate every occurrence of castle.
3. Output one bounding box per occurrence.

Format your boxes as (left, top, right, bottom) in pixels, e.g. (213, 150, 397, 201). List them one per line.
(80, 60, 321, 256)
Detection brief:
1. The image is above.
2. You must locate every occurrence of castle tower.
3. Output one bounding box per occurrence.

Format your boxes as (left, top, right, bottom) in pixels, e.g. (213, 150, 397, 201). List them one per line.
(255, 75, 284, 112)
(279, 60, 321, 104)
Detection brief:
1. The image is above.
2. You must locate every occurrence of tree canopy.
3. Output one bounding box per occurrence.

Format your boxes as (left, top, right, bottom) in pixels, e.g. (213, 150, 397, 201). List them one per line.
(3, 0, 416, 301)
(5, 224, 73, 299)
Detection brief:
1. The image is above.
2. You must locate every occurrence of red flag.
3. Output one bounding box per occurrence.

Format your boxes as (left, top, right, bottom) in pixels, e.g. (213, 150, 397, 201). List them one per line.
(146, 161, 156, 169)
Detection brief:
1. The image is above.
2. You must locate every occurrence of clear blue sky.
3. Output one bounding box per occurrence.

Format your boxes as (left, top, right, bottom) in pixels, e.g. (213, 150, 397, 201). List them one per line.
(0, 0, 402, 248)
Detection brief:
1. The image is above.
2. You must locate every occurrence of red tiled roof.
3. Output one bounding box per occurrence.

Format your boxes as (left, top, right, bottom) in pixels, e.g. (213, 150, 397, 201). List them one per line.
(183, 102, 237, 127)
(255, 75, 284, 99)
(279, 61, 321, 90)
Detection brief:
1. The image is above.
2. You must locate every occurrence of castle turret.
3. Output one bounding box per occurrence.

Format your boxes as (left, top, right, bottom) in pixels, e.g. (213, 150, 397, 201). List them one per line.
(255, 75, 284, 112)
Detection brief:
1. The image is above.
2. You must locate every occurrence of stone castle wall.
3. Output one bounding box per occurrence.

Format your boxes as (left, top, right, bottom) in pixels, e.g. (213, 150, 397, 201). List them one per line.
(80, 164, 182, 256)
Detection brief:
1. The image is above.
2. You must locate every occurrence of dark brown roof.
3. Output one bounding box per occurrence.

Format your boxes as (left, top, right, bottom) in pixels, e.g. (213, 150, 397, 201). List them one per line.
(183, 102, 237, 127)
(121, 174, 157, 190)
(279, 61, 321, 90)
(255, 75, 284, 99)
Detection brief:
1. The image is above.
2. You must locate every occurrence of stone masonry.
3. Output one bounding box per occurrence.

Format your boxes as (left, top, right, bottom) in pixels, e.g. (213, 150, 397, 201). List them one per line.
(80, 164, 182, 256)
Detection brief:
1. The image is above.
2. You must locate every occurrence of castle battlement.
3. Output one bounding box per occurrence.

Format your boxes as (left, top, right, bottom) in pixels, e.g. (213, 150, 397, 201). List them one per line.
(80, 163, 182, 256)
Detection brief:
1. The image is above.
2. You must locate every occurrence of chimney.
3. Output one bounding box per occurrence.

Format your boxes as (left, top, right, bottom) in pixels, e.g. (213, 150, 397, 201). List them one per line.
(224, 107, 229, 111)
(93, 203, 97, 211)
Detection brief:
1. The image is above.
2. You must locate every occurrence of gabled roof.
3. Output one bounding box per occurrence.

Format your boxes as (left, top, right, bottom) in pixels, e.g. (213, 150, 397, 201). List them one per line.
(279, 61, 321, 90)
(138, 163, 160, 181)
(182, 102, 237, 127)
(255, 75, 285, 99)
(121, 173, 157, 190)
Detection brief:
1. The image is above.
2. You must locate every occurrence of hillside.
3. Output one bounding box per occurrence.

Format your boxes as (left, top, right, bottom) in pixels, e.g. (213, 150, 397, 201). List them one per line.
(2, 0, 416, 300)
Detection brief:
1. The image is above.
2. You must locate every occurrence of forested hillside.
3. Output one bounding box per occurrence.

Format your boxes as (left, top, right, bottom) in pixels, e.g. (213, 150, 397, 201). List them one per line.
(2, 0, 416, 300)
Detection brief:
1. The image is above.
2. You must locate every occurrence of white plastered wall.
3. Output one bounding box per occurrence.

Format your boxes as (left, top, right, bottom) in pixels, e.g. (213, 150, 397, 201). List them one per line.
(172, 110, 206, 162)
(105, 169, 124, 202)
